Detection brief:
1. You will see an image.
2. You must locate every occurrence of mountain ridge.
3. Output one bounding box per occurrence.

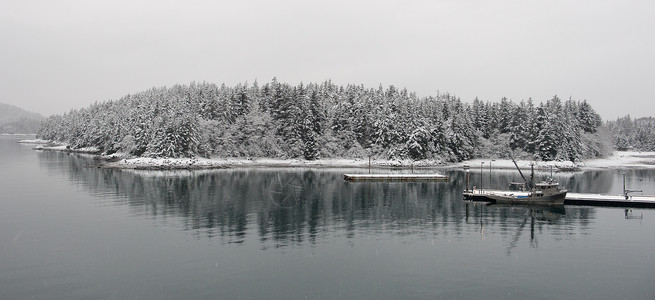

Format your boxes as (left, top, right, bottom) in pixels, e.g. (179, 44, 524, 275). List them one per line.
(1, 102, 44, 134)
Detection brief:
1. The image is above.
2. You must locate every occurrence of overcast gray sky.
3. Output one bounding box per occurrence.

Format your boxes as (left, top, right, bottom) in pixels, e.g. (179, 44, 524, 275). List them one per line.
(1, 0, 653, 120)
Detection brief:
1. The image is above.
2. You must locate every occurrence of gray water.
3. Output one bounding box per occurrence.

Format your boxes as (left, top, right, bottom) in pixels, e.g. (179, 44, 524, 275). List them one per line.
(1, 135, 654, 299)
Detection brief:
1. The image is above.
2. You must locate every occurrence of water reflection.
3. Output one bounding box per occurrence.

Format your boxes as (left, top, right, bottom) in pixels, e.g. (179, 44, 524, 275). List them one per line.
(472, 204, 567, 255)
(624, 209, 644, 219)
(37, 151, 641, 248)
(3, 140, 650, 300)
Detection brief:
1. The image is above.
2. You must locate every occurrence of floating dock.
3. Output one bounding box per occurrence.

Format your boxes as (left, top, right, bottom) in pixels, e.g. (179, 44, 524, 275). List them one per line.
(565, 193, 655, 208)
(343, 174, 449, 182)
(465, 190, 655, 208)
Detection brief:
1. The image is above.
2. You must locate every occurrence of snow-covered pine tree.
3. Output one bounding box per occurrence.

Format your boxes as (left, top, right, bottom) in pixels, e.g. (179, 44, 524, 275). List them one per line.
(497, 97, 513, 134)
(35, 79, 610, 161)
(556, 100, 582, 162)
(578, 100, 601, 133)
(509, 100, 529, 151)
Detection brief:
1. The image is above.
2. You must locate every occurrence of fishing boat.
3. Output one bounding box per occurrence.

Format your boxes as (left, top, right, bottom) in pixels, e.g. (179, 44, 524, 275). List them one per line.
(478, 179, 567, 205)
(463, 160, 567, 205)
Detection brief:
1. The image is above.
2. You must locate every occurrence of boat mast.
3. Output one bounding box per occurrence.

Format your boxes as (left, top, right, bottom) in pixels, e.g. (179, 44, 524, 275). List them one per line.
(530, 163, 534, 190)
(511, 159, 529, 190)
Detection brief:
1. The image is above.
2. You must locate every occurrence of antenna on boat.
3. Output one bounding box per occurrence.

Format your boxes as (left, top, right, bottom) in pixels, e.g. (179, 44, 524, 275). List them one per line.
(511, 158, 529, 190)
(464, 165, 470, 192)
(530, 163, 535, 190)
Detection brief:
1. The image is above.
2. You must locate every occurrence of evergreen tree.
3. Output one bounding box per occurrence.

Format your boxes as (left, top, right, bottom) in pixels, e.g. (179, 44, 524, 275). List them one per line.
(534, 105, 558, 160)
(578, 100, 601, 133)
(35, 79, 610, 162)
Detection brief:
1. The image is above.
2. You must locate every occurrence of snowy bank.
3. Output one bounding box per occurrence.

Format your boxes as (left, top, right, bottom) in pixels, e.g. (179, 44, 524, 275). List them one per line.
(454, 151, 655, 171)
(580, 151, 655, 169)
(25, 140, 655, 171)
(101, 156, 448, 170)
(452, 158, 576, 171)
(101, 152, 655, 171)
(20, 139, 102, 154)
(29, 141, 102, 154)
(17, 139, 52, 144)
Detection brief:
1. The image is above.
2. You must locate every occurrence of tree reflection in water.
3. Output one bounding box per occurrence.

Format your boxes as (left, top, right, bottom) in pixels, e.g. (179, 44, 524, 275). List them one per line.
(39, 151, 606, 248)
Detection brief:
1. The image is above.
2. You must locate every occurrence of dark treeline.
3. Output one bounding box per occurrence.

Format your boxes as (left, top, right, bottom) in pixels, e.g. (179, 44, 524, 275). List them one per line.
(37, 79, 605, 162)
(606, 116, 655, 151)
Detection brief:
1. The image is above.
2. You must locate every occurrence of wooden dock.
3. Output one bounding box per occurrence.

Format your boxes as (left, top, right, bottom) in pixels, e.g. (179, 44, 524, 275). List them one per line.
(343, 174, 449, 182)
(465, 190, 655, 208)
(565, 193, 655, 208)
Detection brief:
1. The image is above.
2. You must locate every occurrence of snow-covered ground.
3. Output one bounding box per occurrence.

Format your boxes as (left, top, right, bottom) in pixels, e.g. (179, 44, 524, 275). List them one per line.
(104, 151, 655, 171)
(455, 151, 655, 171)
(32, 144, 101, 154)
(16, 138, 52, 144)
(103, 156, 431, 170)
(578, 151, 655, 169)
(453, 158, 575, 171)
(20, 139, 655, 171)
(21, 140, 102, 154)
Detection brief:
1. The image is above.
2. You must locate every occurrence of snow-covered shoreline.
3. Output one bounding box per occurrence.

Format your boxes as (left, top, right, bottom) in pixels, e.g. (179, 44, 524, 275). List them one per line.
(16, 138, 54, 144)
(21, 139, 655, 171)
(454, 151, 655, 171)
(101, 156, 449, 170)
(28, 142, 102, 154)
(100, 151, 655, 171)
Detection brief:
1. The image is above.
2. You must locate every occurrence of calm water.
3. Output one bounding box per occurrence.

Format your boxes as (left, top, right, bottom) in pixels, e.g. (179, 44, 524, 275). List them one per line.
(1, 135, 654, 299)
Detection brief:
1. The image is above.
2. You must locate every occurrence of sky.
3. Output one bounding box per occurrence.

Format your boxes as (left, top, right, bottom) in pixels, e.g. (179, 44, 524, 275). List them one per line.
(1, 0, 653, 120)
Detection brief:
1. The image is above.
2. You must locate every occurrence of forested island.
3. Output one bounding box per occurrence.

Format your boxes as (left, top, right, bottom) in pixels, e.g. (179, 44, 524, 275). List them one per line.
(35, 79, 639, 163)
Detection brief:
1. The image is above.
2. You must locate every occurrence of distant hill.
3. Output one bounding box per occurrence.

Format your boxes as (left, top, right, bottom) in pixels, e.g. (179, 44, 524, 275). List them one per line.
(0, 103, 44, 134)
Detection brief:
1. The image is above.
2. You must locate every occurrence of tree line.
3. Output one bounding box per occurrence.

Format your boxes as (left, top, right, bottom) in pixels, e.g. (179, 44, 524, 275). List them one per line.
(37, 79, 606, 162)
(606, 116, 655, 151)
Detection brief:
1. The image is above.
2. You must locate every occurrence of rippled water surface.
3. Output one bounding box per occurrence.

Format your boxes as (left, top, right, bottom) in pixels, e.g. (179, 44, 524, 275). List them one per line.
(1, 136, 654, 299)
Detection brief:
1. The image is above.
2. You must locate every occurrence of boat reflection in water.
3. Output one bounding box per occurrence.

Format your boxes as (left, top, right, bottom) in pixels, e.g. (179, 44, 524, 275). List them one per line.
(467, 202, 567, 255)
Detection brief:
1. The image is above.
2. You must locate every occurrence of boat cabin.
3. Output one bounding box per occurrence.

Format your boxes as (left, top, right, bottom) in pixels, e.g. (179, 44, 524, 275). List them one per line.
(533, 181, 561, 196)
